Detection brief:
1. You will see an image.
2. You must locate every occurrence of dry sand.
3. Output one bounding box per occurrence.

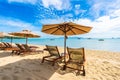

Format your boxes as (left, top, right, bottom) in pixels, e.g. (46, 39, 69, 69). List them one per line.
(0, 44, 120, 80)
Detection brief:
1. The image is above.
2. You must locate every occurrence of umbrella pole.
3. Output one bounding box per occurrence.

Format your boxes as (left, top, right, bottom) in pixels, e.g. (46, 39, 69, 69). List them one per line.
(63, 33, 67, 70)
(0, 38, 2, 42)
(26, 37, 28, 44)
(11, 37, 13, 45)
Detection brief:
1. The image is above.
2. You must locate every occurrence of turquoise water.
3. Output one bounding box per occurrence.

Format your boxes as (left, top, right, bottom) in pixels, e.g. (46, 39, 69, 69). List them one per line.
(1, 37, 120, 52)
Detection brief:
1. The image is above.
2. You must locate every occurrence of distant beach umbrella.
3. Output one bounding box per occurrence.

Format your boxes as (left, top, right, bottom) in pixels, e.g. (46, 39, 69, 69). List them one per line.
(9, 30, 40, 44)
(42, 22, 92, 69)
(0, 32, 18, 45)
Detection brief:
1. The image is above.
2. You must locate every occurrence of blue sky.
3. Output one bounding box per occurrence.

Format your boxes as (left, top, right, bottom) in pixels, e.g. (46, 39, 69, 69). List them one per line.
(0, 0, 120, 38)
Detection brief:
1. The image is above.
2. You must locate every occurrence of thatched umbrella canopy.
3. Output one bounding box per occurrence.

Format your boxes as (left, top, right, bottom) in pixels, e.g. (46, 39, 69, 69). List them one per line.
(9, 30, 40, 44)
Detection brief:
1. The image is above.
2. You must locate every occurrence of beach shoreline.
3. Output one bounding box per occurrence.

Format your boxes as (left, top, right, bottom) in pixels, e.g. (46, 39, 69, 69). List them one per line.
(0, 44, 120, 80)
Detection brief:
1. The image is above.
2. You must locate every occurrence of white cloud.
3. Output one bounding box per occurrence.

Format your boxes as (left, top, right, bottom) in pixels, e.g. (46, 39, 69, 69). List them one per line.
(74, 4, 86, 16)
(73, 9, 120, 38)
(40, 18, 65, 24)
(0, 17, 38, 32)
(88, 0, 120, 18)
(8, 0, 37, 5)
(41, 0, 71, 10)
(39, 16, 75, 25)
(110, 9, 120, 17)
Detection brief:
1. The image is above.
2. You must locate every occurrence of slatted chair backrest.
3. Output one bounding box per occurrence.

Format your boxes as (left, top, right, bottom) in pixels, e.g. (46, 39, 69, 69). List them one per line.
(22, 44, 31, 51)
(16, 44, 25, 50)
(46, 45, 60, 57)
(2, 42, 9, 48)
(6, 43, 12, 48)
(67, 47, 85, 64)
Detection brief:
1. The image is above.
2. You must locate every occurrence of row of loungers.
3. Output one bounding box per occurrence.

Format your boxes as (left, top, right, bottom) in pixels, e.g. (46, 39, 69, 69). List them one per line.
(41, 45, 86, 76)
(0, 42, 18, 51)
(12, 44, 44, 55)
(0, 42, 44, 55)
(0, 42, 13, 49)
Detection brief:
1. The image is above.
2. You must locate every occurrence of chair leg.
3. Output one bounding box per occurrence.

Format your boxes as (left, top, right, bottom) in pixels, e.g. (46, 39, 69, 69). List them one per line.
(83, 66, 85, 76)
(83, 70, 85, 76)
(17, 51, 21, 55)
(52, 62, 55, 66)
(41, 58, 44, 63)
(62, 65, 67, 70)
(76, 70, 80, 76)
(11, 50, 18, 55)
(11, 50, 14, 55)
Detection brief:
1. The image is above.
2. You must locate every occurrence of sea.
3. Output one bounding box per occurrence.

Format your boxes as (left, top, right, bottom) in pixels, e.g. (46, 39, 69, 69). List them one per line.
(1, 37, 120, 52)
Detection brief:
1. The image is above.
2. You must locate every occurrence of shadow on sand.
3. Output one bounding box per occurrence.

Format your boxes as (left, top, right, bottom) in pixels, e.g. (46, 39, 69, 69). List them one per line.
(0, 50, 11, 58)
(0, 58, 61, 80)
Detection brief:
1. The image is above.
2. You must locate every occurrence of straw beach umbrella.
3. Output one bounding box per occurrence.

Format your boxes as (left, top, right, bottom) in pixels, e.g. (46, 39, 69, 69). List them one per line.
(9, 30, 40, 44)
(0, 32, 19, 45)
(41, 22, 92, 69)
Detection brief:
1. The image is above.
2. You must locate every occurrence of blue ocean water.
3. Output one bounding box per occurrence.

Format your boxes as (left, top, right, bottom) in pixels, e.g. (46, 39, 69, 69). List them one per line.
(1, 37, 120, 52)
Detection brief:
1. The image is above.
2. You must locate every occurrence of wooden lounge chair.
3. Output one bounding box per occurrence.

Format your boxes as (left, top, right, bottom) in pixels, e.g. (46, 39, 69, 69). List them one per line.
(6, 43, 12, 48)
(12, 44, 27, 55)
(65, 47, 86, 76)
(1, 42, 9, 49)
(0, 42, 18, 51)
(3, 42, 9, 47)
(0, 42, 7, 50)
(22, 44, 44, 53)
(41, 45, 62, 66)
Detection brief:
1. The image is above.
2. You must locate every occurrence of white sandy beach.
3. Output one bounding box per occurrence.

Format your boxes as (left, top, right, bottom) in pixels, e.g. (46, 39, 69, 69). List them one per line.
(0, 44, 120, 80)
